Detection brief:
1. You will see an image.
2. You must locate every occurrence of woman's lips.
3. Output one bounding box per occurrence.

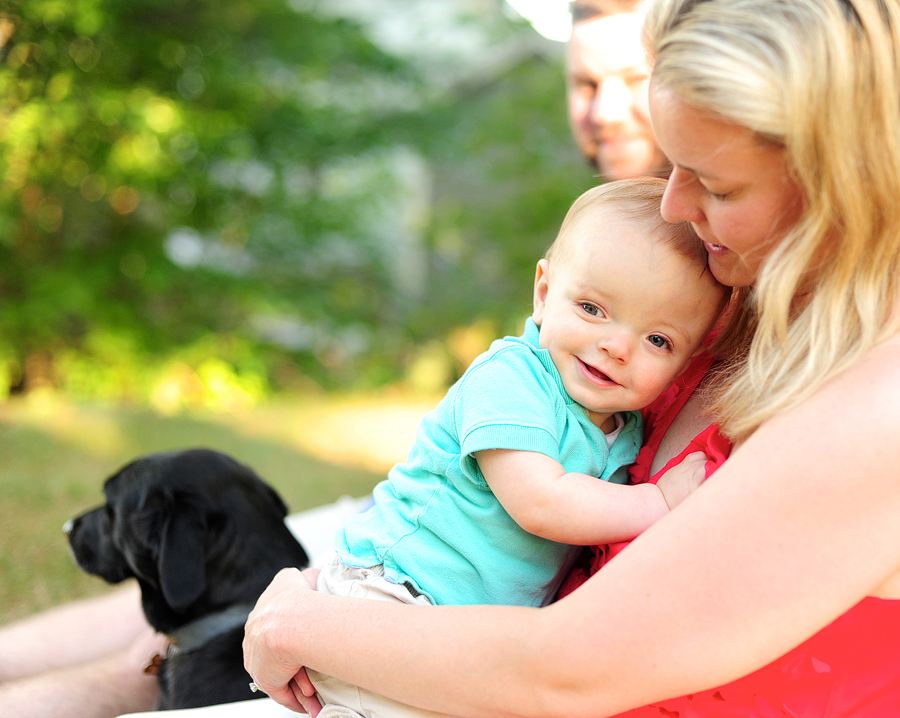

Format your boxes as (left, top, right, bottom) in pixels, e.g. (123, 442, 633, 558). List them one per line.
(704, 241, 729, 255)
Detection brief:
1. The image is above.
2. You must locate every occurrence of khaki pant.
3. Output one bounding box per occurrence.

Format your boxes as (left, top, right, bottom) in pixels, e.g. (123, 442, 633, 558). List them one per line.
(309, 557, 457, 718)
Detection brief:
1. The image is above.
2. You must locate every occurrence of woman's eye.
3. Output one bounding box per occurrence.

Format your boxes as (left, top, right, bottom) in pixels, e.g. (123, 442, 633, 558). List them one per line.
(647, 334, 670, 349)
(702, 184, 730, 200)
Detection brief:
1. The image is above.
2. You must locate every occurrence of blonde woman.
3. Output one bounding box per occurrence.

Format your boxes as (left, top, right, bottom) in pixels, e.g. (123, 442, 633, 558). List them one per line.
(242, 1, 900, 716)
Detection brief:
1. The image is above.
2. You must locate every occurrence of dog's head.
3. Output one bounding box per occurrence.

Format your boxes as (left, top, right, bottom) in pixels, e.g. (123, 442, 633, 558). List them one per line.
(67, 449, 308, 633)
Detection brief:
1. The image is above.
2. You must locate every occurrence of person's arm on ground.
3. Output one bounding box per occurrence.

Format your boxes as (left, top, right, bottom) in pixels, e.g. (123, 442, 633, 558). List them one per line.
(0, 626, 163, 718)
(245, 338, 900, 718)
(0, 582, 147, 684)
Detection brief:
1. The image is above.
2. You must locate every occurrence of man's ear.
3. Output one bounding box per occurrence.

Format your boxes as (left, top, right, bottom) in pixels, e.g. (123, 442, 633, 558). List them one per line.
(532, 259, 550, 326)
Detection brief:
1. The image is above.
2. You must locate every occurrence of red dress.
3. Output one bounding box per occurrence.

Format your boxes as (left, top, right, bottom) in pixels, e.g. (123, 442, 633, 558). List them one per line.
(558, 353, 900, 717)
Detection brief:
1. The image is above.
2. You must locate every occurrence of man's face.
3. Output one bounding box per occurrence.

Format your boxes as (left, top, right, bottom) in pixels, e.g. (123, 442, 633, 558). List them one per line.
(566, 12, 670, 180)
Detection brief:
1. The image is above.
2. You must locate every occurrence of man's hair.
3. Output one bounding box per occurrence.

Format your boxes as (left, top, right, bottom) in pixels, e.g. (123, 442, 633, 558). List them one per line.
(569, 0, 642, 24)
(645, 0, 900, 441)
(547, 177, 704, 268)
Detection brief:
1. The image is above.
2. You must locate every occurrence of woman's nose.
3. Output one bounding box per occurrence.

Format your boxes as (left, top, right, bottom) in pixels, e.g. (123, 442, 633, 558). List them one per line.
(661, 166, 705, 225)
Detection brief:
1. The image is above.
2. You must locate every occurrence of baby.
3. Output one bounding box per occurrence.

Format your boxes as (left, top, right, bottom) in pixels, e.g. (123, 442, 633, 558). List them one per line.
(308, 177, 727, 718)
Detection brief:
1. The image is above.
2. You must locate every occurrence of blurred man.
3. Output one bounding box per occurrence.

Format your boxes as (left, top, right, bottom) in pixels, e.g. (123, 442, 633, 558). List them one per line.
(567, 0, 670, 179)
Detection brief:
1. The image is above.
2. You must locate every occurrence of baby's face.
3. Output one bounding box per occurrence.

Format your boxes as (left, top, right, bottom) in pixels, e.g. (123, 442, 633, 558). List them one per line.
(533, 212, 724, 425)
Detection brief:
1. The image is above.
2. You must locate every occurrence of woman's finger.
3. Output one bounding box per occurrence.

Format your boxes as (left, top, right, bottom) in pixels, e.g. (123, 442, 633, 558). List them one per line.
(293, 667, 318, 698)
(301, 567, 321, 588)
(291, 676, 323, 717)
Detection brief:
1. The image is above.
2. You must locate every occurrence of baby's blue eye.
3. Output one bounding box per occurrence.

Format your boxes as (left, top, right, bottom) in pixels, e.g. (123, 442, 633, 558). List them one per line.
(647, 334, 669, 349)
(581, 303, 600, 316)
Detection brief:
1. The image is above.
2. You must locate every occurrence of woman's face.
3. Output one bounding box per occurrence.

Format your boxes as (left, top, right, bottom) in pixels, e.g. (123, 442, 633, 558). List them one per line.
(649, 84, 805, 287)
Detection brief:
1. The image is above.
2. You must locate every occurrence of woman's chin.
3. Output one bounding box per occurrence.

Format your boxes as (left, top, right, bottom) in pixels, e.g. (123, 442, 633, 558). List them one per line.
(708, 253, 757, 288)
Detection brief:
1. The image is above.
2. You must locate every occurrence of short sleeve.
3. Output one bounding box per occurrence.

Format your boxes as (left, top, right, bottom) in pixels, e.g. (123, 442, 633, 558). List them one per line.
(453, 344, 564, 467)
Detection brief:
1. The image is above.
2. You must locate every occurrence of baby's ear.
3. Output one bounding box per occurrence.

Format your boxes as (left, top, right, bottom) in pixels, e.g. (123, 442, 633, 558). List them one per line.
(532, 259, 550, 326)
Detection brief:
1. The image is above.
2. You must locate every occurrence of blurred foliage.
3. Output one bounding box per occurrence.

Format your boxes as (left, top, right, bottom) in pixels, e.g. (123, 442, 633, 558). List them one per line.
(0, 0, 594, 407)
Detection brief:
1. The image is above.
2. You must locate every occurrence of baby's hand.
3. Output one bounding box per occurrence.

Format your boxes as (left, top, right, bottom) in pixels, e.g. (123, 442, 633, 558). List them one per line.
(656, 451, 708, 511)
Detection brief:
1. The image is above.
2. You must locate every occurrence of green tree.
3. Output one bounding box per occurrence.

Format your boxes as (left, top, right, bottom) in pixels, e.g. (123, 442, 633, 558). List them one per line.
(0, 0, 590, 402)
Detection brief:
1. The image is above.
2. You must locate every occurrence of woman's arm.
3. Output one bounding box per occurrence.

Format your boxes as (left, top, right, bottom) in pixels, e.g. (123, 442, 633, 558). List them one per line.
(246, 338, 900, 718)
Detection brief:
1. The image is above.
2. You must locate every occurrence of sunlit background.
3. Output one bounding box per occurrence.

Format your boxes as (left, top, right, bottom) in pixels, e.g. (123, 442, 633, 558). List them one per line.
(0, 0, 589, 411)
(505, 0, 572, 41)
(0, 0, 591, 621)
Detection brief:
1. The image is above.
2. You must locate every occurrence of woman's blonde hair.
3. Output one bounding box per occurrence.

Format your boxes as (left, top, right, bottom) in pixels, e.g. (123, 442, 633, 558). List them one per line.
(644, 0, 900, 441)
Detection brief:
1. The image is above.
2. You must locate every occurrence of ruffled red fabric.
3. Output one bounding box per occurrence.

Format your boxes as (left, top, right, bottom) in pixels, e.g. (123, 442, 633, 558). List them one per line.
(557, 352, 900, 717)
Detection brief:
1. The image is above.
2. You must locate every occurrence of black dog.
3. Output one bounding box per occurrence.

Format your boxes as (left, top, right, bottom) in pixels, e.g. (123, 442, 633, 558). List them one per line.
(66, 448, 310, 710)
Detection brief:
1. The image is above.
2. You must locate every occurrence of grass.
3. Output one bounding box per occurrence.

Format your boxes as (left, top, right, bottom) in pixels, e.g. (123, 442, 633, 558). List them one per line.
(0, 390, 438, 626)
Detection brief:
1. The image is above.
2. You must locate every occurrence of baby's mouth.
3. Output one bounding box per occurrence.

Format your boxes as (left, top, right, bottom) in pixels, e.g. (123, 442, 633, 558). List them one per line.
(579, 358, 617, 385)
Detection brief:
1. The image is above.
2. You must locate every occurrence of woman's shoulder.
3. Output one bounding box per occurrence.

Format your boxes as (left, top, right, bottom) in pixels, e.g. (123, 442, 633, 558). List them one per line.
(837, 337, 900, 600)
(800, 330, 899, 400)
(873, 330, 900, 363)
(794, 333, 900, 597)
(835, 332, 900, 419)
(786, 334, 900, 464)
(868, 342, 900, 594)
(856, 330, 900, 368)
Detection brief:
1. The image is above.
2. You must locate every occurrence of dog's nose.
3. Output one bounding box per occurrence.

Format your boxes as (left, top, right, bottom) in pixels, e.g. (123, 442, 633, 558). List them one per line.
(62, 519, 74, 535)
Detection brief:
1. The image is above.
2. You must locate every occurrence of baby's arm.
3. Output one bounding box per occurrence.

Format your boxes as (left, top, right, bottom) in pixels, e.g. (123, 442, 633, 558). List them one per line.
(474, 449, 701, 545)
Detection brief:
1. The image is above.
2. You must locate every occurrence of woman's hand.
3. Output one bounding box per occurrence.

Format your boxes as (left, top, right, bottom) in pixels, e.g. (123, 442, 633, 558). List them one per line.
(244, 567, 324, 716)
(656, 451, 708, 510)
(289, 675, 322, 717)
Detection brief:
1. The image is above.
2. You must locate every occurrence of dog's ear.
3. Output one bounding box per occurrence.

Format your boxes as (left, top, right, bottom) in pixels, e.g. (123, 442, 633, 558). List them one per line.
(158, 505, 207, 612)
(261, 482, 289, 519)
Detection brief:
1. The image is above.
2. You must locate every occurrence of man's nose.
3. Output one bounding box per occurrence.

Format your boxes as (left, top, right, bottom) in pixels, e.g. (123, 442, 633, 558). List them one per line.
(592, 76, 633, 127)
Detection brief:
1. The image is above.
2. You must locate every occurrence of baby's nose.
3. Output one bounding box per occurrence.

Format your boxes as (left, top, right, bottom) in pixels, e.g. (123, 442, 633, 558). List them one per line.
(598, 329, 632, 362)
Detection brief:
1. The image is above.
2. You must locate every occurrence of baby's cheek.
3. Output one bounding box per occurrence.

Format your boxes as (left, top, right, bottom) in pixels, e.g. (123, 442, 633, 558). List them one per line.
(639, 363, 681, 402)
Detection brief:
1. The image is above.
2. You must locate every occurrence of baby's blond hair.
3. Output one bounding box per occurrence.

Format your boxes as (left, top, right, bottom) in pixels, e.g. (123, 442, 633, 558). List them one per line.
(547, 178, 706, 270)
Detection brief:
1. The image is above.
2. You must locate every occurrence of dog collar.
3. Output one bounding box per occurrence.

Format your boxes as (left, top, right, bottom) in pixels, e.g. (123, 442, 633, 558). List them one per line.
(168, 603, 256, 655)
